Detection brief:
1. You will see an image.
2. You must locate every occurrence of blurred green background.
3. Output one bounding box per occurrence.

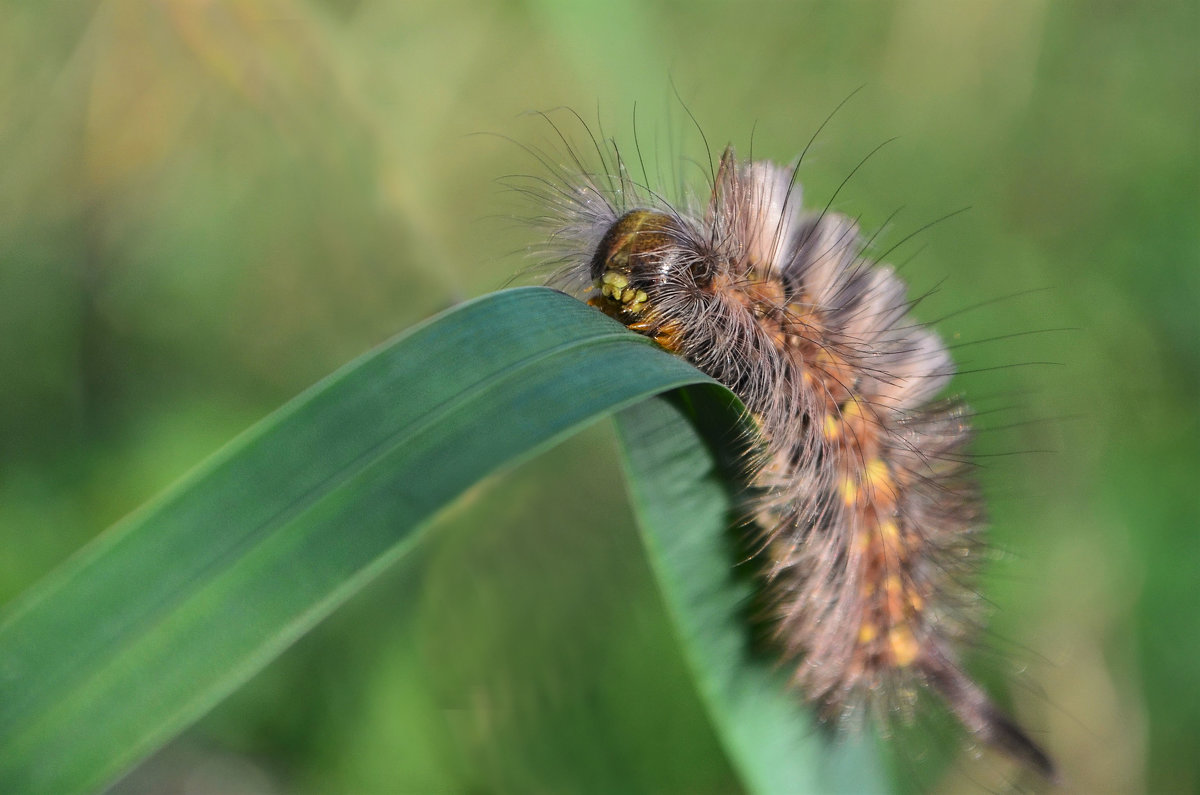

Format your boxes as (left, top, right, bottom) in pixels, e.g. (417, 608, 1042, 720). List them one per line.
(1, 1, 1196, 792)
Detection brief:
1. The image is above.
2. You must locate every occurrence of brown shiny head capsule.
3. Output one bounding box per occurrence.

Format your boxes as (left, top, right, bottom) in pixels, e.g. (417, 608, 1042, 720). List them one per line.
(589, 210, 679, 283)
(589, 210, 682, 320)
(588, 210, 691, 350)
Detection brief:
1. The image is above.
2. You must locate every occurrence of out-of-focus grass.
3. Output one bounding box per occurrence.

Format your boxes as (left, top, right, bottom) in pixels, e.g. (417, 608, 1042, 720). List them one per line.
(1, 1, 1195, 792)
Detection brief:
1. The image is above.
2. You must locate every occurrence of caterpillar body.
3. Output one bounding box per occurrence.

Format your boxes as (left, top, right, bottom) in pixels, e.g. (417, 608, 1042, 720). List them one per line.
(532, 128, 1053, 781)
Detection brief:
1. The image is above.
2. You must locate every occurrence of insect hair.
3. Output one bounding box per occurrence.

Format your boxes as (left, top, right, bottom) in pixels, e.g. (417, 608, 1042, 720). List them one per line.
(506, 100, 1056, 786)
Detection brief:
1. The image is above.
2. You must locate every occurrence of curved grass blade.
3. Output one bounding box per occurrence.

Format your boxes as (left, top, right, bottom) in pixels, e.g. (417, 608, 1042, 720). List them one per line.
(0, 287, 718, 793)
(615, 394, 890, 794)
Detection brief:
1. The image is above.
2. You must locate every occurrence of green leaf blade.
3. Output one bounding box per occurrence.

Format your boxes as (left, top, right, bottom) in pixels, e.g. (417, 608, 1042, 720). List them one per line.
(0, 287, 715, 793)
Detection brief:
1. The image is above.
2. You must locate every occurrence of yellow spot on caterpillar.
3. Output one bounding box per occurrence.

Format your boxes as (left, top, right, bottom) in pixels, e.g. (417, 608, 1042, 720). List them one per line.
(865, 458, 889, 487)
(864, 458, 897, 502)
(858, 623, 877, 644)
(879, 519, 900, 545)
(823, 414, 840, 440)
(889, 625, 920, 667)
(908, 591, 925, 613)
(840, 477, 858, 507)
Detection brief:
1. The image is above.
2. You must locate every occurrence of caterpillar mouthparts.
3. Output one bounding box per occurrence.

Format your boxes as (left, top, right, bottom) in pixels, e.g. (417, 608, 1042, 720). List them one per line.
(536, 129, 1053, 781)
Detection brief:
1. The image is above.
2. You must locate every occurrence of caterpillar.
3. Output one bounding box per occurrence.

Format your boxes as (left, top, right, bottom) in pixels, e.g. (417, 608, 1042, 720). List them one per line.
(522, 110, 1054, 782)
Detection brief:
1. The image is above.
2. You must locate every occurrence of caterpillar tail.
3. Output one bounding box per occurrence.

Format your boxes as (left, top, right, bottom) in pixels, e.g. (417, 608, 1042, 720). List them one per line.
(920, 646, 1058, 782)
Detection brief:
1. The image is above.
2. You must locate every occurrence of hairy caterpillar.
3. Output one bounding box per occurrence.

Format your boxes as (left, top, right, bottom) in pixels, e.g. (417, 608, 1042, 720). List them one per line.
(521, 109, 1054, 781)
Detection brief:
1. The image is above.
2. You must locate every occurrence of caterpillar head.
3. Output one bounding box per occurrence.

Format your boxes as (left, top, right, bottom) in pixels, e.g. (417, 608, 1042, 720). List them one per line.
(588, 209, 685, 318)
